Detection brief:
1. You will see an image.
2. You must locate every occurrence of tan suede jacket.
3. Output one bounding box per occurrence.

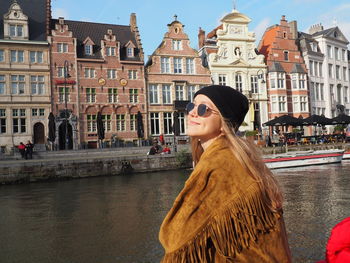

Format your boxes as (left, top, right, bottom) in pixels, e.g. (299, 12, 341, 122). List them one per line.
(159, 136, 292, 262)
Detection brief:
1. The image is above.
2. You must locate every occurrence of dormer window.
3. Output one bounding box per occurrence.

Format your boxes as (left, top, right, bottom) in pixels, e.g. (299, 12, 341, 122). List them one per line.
(172, 40, 182, 50)
(85, 45, 93, 55)
(127, 47, 134, 57)
(9, 24, 23, 37)
(3, 2, 29, 40)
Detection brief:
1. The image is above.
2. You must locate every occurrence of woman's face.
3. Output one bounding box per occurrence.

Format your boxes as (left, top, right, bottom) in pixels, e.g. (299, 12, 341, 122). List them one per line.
(187, 94, 222, 141)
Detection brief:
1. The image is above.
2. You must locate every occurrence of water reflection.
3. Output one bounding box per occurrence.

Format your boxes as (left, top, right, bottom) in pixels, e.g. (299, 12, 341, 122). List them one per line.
(0, 163, 349, 263)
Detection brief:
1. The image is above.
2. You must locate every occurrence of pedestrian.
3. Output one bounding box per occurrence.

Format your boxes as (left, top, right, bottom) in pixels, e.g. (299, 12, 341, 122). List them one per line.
(25, 140, 34, 159)
(161, 143, 171, 154)
(18, 142, 26, 159)
(316, 217, 350, 263)
(159, 133, 165, 145)
(159, 85, 291, 262)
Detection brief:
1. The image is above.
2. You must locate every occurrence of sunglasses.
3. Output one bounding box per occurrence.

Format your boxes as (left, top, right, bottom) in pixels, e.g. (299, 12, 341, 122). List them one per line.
(186, 102, 218, 117)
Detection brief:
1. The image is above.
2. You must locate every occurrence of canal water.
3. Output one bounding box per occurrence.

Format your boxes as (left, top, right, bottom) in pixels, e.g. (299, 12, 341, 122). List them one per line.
(1, 162, 350, 263)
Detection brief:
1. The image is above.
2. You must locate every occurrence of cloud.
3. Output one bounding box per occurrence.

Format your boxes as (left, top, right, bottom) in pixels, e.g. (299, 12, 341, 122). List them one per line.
(253, 18, 271, 43)
(52, 7, 69, 19)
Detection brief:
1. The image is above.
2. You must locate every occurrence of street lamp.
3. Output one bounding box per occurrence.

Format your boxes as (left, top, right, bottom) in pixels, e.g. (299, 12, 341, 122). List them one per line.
(64, 60, 71, 150)
(256, 69, 266, 132)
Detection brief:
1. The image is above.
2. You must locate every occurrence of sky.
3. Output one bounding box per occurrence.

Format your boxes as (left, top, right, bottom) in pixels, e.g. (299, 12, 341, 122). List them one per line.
(51, 0, 350, 59)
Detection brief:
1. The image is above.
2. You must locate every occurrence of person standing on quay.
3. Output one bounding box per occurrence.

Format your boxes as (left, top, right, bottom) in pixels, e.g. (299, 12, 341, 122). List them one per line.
(25, 140, 34, 159)
(159, 85, 291, 262)
(18, 142, 26, 159)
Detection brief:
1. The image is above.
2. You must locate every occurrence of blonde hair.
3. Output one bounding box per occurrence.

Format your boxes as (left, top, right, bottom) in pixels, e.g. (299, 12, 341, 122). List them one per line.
(190, 118, 283, 212)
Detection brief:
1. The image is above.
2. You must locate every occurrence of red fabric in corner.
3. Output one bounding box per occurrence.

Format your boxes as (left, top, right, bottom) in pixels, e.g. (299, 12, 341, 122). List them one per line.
(326, 217, 350, 263)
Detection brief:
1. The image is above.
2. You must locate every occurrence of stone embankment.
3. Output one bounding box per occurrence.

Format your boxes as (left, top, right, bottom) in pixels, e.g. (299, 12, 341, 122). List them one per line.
(0, 143, 348, 185)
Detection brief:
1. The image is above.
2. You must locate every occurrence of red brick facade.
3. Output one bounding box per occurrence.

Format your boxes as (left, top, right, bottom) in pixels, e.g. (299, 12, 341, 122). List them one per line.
(145, 18, 212, 142)
(49, 15, 146, 149)
(258, 16, 310, 121)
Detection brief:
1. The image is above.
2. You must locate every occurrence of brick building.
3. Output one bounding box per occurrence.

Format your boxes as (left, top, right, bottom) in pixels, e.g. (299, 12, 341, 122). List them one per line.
(145, 16, 212, 143)
(0, 0, 51, 152)
(258, 16, 310, 132)
(49, 14, 146, 149)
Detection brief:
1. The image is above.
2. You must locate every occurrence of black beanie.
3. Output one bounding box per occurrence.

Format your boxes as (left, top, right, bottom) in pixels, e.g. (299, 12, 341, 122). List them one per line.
(194, 85, 249, 130)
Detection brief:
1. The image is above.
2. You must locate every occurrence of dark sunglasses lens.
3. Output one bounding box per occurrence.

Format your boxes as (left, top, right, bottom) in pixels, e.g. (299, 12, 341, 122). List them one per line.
(186, 103, 195, 114)
(197, 104, 208, 116)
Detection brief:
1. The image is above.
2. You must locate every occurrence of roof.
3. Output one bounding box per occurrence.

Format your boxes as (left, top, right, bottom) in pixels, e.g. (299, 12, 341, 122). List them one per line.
(52, 19, 141, 61)
(291, 63, 306, 73)
(0, 0, 49, 41)
(269, 62, 285, 72)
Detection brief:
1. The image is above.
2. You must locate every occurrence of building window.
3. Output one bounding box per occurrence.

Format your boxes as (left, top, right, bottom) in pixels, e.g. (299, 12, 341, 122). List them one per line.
(327, 45, 332, 58)
(309, 61, 314, 76)
(86, 88, 96, 103)
(336, 65, 340, 80)
(300, 96, 308, 112)
(328, 64, 333, 78)
(174, 58, 182, 74)
(186, 58, 194, 74)
(315, 83, 320, 100)
(269, 73, 276, 89)
(299, 74, 306, 90)
(162, 85, 171, 104)
(32, 108, 45, 116)
(12, 109, 26, 133)
(179, 112, 185, 134)
(129, 89, 138, 103)
(292, 74, 297, 89)
(59, 87, 69, 102)
(30, 51, 43, 63)
(116, 114, 125, 131)
(251, 75, 258, 93)
(0, 109, 6, 134)
(163, 112, 173, 135)
(149, 84, 159, 104)
(57, 67, 64, 78)
(102, 115, 111, 131)
(10, 50, 24, 63)
(107, 69, 116, 79)
(283, 51, 289, 61)
(319, 63, 323, 77)
(172, 40, 182, 50)
(11, 75, 25, 94)
(106, 47, 116, 56)
(278, 96, 286, 112)
(108, 88, 118, 103)
(271, 96, 277, 112)
(9, 25, 23, 37)
(161, 57, 170, 73)
(85, 45, 92, 55)
(235, 74, 243, 92)
(293, 96, 299, 112)
(175, 85, 184, 100)
(127, 47, 134, 57)
(128, 70, 137, 79)
(84, 68, 96, 78)
(345, 87, 349, 103)
(0, 50, 4, 62)
(129, 114, 136, 131)
(57, 43, 68, 53)
(87, 114, 97, 132)
(218, 74, 227, 86)
(342, 49, 346, 61)
(31, 75, 44, 94)
(150, 112, 160, 135)
(187, 85, 196, 102)
(277, 73, 284, 89)
(343, 67, 347, 81)
(0, 75, 5, 94)
(335, 47, 339, 60)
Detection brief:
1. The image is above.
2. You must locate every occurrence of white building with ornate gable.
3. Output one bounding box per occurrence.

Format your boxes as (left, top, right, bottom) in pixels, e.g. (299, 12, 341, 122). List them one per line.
(198, 9, 268, 132)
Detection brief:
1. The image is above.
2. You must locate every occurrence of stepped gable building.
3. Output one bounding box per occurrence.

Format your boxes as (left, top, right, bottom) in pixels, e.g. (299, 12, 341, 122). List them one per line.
(298, 24, 350, 119)
(258, 15, 310, 129)
(198, 9, 268, 132)
(0, 0, 51, 152)
(145, 16, 212, 141)
(49, 13, 146, 150)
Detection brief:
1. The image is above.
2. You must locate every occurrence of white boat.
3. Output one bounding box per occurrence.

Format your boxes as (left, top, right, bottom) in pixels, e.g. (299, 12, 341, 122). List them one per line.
(264, 149, 344, 169)
(343, 151, 350, 160)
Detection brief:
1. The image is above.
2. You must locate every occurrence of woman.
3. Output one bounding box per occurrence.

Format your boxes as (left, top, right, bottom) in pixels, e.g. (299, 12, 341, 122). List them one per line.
(159, 85, 291, 262)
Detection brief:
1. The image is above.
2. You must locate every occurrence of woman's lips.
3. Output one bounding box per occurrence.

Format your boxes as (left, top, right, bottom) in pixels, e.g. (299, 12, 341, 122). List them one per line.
(189, 120, 200, 125)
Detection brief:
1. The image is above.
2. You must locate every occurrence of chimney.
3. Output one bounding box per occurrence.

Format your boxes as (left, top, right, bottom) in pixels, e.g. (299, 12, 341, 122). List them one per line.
(198, 27, 205, 49)
(130, 13, 137, 32)
(309, 23, 324, 35)
(58, 17, 64, 25)
(288, 20, 298, 40)
(280, 15, 287, 26)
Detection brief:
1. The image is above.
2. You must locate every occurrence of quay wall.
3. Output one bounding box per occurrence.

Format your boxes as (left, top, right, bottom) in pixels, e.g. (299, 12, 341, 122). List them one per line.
(0, 154, 192, 185)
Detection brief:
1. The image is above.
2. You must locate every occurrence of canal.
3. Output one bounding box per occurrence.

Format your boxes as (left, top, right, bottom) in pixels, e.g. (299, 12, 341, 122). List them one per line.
(1, 161, 350, 263)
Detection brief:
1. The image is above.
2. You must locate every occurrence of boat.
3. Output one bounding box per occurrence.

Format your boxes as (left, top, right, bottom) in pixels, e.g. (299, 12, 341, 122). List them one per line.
(343, 151, 350, 160)
(264, 149, 345, 169)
